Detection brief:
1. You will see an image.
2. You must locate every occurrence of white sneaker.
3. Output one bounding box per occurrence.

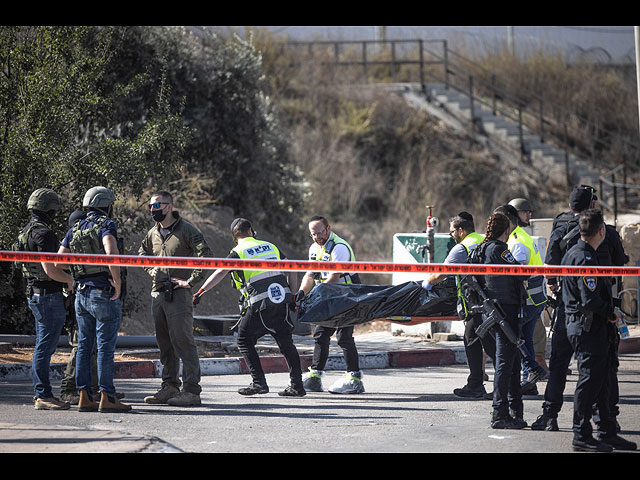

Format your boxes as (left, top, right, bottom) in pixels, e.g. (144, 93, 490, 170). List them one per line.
(328, 371, 365, 394)
(302, 369, 324, 392)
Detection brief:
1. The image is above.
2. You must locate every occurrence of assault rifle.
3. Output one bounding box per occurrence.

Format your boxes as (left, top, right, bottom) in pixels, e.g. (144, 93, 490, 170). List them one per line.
(460, 275, 527, 357)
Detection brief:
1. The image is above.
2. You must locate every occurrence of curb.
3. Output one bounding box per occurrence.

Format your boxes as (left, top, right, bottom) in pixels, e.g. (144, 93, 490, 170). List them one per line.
(0, 348, 465, 381)
(3, 337, 638, 382)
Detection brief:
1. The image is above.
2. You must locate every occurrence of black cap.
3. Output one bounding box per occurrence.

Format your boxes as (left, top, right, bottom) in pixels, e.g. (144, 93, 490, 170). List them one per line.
(569, 185, 597, 212)
(230, 218, 243, 232)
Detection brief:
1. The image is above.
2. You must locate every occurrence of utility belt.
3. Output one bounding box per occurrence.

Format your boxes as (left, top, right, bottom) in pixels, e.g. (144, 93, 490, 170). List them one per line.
(76, 283, 115, 296)
(26, 285, 63, 298)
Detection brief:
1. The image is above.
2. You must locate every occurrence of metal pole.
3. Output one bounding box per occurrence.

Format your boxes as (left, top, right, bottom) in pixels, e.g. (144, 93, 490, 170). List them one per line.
(635, 27, 640, 139)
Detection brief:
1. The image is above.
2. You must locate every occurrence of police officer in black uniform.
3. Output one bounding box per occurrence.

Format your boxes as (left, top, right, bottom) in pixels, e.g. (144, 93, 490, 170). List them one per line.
(532, 185, 629, 432)
(468, 213, 527, 429)
(561, 209, 636, 452)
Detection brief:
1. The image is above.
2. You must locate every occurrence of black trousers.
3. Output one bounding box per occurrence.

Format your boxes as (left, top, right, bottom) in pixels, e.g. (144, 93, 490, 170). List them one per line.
(543, 300, 621, 430)
(311, 325, 359, 372)
(567, 314, 617, 439)
(492, 304, 523, 417)
(464, 313, 496, 389)
(236, 303, 303, 388)
(541, 302, 574, 417)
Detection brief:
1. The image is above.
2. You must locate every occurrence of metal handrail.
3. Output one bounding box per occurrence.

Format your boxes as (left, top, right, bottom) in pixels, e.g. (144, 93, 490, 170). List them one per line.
(285, 38, 640, 216)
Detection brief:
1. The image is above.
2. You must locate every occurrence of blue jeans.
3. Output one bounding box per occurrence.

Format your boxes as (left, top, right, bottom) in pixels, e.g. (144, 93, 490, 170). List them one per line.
(28, 291, 66, 398)
(520, 303, 546, 379)
(75, 287, 121, 397)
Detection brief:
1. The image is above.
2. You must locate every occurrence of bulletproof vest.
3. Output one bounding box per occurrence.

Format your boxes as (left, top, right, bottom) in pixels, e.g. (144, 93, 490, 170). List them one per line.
(468, 240, 523, 306)
(554, 212, 580, 255)
(68, 212, 113, 279)
(13, 220, 50, 282)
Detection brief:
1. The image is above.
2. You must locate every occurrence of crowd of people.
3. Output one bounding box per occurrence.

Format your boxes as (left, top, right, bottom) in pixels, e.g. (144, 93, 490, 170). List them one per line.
(13, 183, 637, 452)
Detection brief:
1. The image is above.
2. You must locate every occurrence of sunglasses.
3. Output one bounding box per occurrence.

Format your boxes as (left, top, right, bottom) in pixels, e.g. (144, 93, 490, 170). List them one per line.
(148, 202, 170, 210)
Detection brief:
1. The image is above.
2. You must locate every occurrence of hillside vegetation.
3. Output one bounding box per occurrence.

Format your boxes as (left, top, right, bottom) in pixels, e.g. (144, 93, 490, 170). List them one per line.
(3, 26, 638, 334)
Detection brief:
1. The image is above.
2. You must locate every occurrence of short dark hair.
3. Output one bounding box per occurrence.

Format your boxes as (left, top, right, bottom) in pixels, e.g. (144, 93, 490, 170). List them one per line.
(579, 209, 604, 238)
(231, 218, 254, 241)
(450, 213, 475, 232)
(152, 190, 173, 204)
(309, 215, 329, 227)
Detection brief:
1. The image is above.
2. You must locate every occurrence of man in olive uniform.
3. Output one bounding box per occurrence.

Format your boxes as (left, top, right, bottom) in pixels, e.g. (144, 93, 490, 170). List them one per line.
(193, 218, 305, 397)
(561, 209, 635, 452)
(139, 191, 212, 407)
(16, 188, 74, 410)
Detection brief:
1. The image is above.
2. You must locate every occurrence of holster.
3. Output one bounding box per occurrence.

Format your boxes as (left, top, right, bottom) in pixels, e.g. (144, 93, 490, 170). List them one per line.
(162, 278, 174, 302)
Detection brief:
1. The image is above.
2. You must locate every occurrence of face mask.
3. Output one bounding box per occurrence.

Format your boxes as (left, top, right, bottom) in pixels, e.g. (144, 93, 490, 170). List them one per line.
(152, 210, 167, 222)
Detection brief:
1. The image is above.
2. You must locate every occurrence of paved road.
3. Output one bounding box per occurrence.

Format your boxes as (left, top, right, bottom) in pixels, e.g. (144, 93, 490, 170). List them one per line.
(2, 352, 639, 453)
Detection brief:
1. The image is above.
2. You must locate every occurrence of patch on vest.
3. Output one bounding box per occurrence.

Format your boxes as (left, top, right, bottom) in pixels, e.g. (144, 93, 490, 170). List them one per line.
(583, 277, 597, 291)
(244, 244, 274, 258)
(267, 283, 285, 304)
(501, 250, 517, 264)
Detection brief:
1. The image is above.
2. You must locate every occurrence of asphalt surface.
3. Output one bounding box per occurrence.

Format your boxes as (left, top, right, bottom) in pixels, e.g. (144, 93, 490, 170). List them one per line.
(1, 327, 640, 453)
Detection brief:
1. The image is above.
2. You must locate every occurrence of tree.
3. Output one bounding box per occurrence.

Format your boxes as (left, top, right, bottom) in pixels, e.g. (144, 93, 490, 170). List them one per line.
(0, 26, 189, 332)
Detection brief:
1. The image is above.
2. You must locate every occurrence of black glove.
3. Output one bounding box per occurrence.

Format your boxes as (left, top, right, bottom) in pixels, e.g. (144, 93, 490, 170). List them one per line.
(294, 290, 305, 303)
(193, 289, 205, 306)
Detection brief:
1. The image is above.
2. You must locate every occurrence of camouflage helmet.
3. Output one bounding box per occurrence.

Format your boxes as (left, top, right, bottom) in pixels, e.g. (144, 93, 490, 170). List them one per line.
(82, 186, 115, 209)
(27, 188, 61, 212)
(508, 198, 532, 212)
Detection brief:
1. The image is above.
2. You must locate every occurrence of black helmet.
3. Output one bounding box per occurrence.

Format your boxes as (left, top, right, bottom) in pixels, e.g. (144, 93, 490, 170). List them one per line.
(27, 188, 61, 212)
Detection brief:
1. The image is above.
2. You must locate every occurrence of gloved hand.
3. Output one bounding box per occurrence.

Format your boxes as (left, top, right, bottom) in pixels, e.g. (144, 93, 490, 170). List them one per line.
(294, 290, 305, 303)
(421, 280, 433, 291)
(192, 289, 205, 306)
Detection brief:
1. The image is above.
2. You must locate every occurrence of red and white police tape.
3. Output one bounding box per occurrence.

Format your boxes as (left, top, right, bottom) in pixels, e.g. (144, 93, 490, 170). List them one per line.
(1, 250, 638, 276)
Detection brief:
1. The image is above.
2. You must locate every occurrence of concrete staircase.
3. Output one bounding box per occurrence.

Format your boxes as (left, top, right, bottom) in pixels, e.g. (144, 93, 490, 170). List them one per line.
(387, 82, 602, 188)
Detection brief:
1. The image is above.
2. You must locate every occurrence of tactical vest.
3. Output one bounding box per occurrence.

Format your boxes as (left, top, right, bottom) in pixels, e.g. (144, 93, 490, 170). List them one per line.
(508, 226, 547, 306)
(456, 232, 484, 320)
(68, 212, 112, 279)
(13, 220, 51, 282)
(309, 232, 360, 285)
(231, 237, 292, 312)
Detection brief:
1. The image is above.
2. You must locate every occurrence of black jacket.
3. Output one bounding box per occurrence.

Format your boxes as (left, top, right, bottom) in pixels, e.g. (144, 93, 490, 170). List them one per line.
(561, 239, 615, 321)
(468, 239, 526, 306)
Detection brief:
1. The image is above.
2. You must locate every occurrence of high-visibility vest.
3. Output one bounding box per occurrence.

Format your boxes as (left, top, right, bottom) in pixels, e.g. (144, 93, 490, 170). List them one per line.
(508, 226, 548, 306)
(308, 232, 360, 285)
(231, 237, 292, 310)
(456, 232, 484, 320)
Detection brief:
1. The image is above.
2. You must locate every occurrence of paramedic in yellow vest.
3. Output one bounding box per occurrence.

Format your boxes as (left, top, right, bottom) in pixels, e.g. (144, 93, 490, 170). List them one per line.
(295, 216, 364, 394)
(496, 204, 549, 391)
(422, 212, 495, 399)
(193, 218, 305, 397)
